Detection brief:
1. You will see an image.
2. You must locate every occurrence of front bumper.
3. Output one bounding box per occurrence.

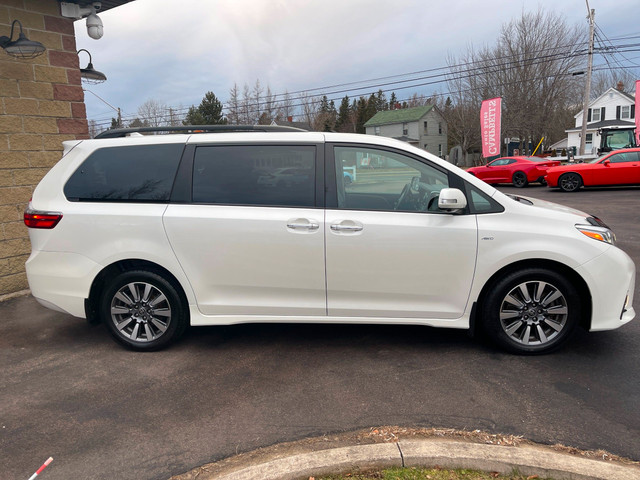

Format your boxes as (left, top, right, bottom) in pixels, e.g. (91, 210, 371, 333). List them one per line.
(575, 246, 636, 331)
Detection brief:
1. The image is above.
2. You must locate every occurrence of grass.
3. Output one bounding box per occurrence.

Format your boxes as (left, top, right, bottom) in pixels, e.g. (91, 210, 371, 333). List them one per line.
(317, 466, 554, 480)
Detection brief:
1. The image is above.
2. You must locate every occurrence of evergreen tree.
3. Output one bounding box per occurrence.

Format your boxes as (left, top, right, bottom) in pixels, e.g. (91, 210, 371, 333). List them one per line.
(335, 95, 351, 132)
(183, 91, 227, 125)
(376, 89, 387, 111)
(389, 92, 398, 110)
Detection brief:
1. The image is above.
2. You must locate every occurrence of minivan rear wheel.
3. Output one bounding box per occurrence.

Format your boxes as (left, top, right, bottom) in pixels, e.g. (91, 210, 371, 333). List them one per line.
(100, 270, 188, 351)
(481, 268, 580, 354)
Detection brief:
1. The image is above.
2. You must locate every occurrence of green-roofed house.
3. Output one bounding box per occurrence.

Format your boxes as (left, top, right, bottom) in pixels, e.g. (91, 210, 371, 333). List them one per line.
(364, 105, 448, 158)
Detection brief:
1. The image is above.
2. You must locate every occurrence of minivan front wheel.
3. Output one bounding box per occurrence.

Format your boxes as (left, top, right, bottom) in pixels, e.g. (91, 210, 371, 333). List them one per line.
(481, 268, 580, 354)
(100, 270, 188, 351)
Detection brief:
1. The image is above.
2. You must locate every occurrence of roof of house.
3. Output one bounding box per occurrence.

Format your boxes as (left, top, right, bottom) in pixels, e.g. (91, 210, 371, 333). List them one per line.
(566, 119, 635, 132)
(364, 105, 435, 127)
(574, 87, 635, 119)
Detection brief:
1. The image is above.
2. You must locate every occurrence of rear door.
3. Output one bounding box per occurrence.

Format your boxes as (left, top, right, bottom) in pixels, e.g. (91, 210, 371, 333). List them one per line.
(325, 144, 477, 319)
(163, 143, 326, 316)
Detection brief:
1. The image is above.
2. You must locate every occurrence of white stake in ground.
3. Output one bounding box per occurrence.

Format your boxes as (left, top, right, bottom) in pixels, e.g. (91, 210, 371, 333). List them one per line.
(28, 457, 53, 480)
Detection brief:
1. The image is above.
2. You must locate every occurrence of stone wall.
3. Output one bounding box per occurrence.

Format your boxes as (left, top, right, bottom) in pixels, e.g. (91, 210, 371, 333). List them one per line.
(1, 0, 89, 296)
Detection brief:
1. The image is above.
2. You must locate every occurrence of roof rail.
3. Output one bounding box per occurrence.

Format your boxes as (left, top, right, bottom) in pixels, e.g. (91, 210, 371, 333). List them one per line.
(94, 125, 307, 139)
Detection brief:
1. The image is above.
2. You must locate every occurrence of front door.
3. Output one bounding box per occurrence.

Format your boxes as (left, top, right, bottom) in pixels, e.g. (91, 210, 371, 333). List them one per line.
(325, 145, 477, 319)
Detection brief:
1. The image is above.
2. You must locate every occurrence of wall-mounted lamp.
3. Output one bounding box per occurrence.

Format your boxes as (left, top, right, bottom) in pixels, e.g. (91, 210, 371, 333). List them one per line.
(0, 19, 46, 59)
(78, 49, 107, 84)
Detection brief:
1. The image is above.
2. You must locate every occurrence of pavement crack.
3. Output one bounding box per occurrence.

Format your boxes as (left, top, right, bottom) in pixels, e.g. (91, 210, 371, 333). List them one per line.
(397, 442, 405, 467)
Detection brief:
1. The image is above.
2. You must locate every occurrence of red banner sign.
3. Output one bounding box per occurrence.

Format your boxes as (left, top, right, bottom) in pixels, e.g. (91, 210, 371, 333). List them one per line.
(481, 97, 502, 158)
(635, 80, 639, 145)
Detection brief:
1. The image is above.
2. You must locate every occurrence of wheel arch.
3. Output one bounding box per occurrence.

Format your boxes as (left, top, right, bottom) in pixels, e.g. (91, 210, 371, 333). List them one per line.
(473, 258, 592, 332)
(85, 259, 190, 325)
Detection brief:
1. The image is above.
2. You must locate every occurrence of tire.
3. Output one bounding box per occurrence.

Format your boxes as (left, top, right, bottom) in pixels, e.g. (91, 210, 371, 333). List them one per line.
(99, 270, 188, 351)
(481, 268, 580, 354)
(558, 172, 582, 192)
(512, 171, 528, 188)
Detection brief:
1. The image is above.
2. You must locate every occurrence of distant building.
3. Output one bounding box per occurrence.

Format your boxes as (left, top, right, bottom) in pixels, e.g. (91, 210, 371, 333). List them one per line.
(566, 83, 636, 155)
(270, 117, 312, 131)
(364, 105, 448, 158)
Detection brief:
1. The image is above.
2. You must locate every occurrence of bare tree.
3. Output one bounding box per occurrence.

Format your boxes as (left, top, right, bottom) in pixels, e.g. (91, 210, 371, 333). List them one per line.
(227, 83, 241, 125)
(447, 8, 585, 157)
(591, 69, 637, 98)
(137, 99, 169, 127)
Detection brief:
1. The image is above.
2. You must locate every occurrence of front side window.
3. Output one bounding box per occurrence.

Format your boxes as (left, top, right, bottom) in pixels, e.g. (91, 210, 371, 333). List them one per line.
(607, 152, 640, 164)
(64, 144, 184, 202)
(334, 146, 449, 213)
(192, 145, 315, 207)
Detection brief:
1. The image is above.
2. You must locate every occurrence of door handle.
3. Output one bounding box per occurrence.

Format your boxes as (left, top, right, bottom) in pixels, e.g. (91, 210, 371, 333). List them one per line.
(287, 222, 319, 230)
(330, 224, 363, 232)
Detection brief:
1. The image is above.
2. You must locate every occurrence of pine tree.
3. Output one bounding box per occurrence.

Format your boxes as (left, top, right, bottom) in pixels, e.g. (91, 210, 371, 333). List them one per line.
(335, 95, 351, 132)
(183, 91, 227, 125)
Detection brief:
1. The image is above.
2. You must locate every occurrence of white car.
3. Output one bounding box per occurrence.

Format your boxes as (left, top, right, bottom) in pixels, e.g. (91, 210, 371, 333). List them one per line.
(24, 126, 636, 354)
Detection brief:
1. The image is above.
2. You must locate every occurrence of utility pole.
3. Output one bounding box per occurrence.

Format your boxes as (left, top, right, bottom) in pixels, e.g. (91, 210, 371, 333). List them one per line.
(579, 2, 595, 156)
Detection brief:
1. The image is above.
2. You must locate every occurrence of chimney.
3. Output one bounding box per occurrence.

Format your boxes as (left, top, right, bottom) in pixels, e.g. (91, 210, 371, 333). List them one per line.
(287, 116, 293, 122)
(616, 81, 624, 91)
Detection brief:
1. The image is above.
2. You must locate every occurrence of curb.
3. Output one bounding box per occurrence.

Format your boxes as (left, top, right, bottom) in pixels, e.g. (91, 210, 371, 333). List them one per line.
(171, 436, 640, 480)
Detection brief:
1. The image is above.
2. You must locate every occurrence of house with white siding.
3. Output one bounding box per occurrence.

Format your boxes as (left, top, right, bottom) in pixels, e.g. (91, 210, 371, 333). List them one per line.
(566, 83, 636, 155)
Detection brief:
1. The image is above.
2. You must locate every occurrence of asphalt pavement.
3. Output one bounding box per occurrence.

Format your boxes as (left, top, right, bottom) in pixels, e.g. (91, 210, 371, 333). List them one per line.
(1, 184, 639, 480)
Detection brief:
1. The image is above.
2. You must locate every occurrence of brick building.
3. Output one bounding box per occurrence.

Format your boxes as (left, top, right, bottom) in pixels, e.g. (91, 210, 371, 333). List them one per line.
(0, 0, 130, 297)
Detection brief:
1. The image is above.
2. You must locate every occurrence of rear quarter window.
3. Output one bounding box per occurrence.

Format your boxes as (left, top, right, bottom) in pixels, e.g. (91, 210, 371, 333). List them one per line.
(64, 144, 184, 202)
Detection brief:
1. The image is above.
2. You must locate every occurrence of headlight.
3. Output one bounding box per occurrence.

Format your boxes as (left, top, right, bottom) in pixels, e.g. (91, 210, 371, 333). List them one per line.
(576, 224, 616, 245)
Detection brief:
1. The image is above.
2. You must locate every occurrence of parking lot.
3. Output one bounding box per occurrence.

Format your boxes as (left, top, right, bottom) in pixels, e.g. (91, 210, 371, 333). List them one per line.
(1, 184, 639, 480)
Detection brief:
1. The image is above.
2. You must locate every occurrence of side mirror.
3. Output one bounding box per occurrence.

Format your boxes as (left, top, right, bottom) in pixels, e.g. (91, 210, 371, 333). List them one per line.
(603, 159, 610, 167)
(438, 188, 467, 212)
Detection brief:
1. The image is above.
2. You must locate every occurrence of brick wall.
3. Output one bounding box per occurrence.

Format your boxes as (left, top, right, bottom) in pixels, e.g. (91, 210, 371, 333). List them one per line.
(1, 0, 89, 296)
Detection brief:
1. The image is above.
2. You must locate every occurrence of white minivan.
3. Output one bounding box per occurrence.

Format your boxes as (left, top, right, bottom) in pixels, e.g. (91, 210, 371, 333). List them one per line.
(24, 126, 636, 354)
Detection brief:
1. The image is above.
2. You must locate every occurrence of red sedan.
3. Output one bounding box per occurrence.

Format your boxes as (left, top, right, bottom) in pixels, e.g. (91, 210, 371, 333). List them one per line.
(466, 156, 561, 188)
(546, 148, 640, 192)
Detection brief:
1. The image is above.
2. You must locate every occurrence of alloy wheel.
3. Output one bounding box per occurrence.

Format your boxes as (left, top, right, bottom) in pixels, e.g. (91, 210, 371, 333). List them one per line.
(499, 280, 568, 346)
(109, 282, 172, 342)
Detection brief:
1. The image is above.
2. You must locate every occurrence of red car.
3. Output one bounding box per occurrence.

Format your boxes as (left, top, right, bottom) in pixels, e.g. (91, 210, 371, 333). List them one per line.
(546, 148, 640, 192)
(466, 156, 561, 188)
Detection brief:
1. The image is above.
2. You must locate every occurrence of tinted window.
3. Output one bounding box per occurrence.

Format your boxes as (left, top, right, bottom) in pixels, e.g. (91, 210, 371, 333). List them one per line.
(192, 145, 315, 207)
(608, 152, 639, 164)
(64, 144, 184, 202)
(334, 146, 448, 213)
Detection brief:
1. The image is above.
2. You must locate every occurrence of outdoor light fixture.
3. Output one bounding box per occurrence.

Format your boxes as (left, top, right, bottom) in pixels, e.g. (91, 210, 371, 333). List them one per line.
(78, 49, 107, 84)
(0, 19, 46, 59)
(60, 2, 104, 39)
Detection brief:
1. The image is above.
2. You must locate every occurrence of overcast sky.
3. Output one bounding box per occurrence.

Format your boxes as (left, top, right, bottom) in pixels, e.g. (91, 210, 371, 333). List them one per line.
(74, 0, 640, 129)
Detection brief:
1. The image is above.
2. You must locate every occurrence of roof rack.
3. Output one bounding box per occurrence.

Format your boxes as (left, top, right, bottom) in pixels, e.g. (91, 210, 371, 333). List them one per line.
(94, 125, 307, 139)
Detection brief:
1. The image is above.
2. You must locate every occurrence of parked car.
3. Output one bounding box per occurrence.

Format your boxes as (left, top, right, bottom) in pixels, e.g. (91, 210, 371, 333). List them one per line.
(467, 156, 561, 187)
(545, 148, 640, 192)
(24, 126, 635, 354)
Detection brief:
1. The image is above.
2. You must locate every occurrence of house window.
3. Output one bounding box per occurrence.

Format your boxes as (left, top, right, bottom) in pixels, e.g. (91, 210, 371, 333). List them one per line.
(591, 108, 601, 122)
(402, 123, 408, 135)
(438, 144, 442, 156)
(621, 106, 630, 119)
(438, 123, 442, 135)
(423, 121, 428, 133)
(424, 144, 428, 150)
(374, 126, 380, 135)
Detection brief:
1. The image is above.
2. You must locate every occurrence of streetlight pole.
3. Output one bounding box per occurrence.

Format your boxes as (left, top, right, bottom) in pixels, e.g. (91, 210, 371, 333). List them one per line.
(579, 2, 595, 156)
(83, 88, 122, 128)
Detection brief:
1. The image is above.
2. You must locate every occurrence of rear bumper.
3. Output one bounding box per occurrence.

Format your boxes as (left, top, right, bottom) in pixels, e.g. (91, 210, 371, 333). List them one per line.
(25, 250, 102, 318)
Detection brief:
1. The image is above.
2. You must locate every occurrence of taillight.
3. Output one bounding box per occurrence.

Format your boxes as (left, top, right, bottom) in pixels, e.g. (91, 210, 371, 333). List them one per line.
(24, 204, 62, 229)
